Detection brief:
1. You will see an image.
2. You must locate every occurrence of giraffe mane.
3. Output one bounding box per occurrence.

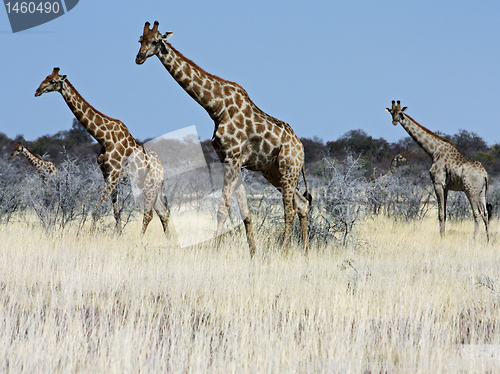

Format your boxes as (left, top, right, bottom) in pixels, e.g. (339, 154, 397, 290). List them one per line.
(64, 80, 121, 124)
(403, 114, 454, 146)
(167, 42, 292, 129)
(166, 43, 249, 97)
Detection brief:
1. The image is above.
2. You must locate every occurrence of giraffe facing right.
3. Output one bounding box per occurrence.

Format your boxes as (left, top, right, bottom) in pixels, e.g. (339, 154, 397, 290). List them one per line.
(11, 142, 58, 180)
(386, 100, 490, 240)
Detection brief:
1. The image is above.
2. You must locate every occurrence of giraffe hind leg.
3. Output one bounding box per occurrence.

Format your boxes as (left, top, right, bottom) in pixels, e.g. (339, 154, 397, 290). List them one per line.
(262, 168, 296, 253)
(234, 182, 256, 257)
(295, 189, 310, 255)
(154, 190, 170, 235)
(467, 189, 490, 242)
(141, 186, 156, 235)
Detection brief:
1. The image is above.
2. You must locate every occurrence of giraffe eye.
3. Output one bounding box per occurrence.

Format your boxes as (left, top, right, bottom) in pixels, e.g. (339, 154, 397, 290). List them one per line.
(152, 40, 158, 45)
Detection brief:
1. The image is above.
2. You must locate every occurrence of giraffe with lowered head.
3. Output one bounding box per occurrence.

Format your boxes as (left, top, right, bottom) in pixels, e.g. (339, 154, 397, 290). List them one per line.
(11, 142, 58, 180)
(35, 68, 170, 235)
(136, 21, 311, 256)
(386, 100, 490, 240)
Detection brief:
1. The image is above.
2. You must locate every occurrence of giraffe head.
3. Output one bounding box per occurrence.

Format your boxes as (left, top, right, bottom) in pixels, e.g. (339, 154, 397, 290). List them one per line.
(136, 21, 174, 64)
(395, 153, 407, 164)
(35, 67, 67, 97)
(385, 100, 407, 126)
(10, 142, 24, 158)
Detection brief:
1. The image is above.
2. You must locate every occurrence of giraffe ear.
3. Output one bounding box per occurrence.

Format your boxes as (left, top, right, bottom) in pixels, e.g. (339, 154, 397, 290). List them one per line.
(385, 108, 391, 113)
(60, 75, 67, 81)
(161, 31, 174, 41)
(401, 106, 407, 112)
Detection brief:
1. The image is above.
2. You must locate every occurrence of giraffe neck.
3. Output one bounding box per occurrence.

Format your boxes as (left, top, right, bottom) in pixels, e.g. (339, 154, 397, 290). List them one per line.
(389, 158, 399, 174)
(59, 80, 124, 146)
(399, 114, 451, 158)
(157, 42, 244, 122)
(21, 147, 45, 171)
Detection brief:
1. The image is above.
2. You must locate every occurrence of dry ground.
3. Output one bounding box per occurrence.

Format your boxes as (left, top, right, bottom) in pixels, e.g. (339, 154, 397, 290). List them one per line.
(0, 214, 499, 373)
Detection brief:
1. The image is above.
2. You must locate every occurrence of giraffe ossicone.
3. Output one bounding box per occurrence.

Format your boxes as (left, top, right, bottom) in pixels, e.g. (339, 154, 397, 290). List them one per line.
(35, 67, 171, 236)
(136, 21, 311, 256)
(386, 100, 490, 241)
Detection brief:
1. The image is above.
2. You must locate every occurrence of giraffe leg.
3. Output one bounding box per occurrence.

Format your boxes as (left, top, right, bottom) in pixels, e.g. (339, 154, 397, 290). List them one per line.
(466, 189, 489, 242)
(479, 185, 490, 242)
(153, 179, 170, 235)
(234, 182, 257, 257)
(93, 171, 121, 234)
(140, 177, 156, 235)
(434, 184, 447, 238)
(215, 163, 241, 249)
(150, 182, 170, 236)
(262, 168, 305, 254)
(142, 209, 154, 235)
(154, 199, 170, 234)
(111, 190, 122, 235)
(281, 185, 298, 252)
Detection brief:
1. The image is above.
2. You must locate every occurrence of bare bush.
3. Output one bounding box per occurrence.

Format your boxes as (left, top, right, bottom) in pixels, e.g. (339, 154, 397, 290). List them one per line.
(314, 155, 372, 246)
(446, 191, 472, 221)
(0, 157, 137, 233)
(0, 157, 26, 223)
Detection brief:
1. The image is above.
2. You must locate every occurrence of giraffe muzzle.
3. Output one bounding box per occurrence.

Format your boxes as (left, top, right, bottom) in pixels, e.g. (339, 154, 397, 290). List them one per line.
(135, 54, 146, 65)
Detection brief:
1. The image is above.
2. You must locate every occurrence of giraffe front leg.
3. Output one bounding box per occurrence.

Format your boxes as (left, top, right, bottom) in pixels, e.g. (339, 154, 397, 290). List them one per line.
(434, 184, 447, 238)
(281, 186, 298, 253)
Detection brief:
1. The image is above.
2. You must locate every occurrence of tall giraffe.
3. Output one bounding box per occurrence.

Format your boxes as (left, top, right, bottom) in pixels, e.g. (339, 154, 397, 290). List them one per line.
(135, 21, 311, 256)
(386, 100, 490, 240)
(35, 68, 170, 235)
(11, 142, 58, 180)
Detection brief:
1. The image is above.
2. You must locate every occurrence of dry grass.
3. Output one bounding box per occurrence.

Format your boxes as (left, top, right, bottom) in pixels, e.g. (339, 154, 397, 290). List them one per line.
(0, 214, 499, 373)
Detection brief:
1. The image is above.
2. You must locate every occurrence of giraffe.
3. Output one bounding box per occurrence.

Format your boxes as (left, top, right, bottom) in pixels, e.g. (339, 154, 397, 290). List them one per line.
(136, 21, 311, 256)
(370, 153, 406, 215)
(379, 153, 407, 180)
(11, 142, 58, 180)
(386, 100, 490, 240)
(35, 68, 170, 236)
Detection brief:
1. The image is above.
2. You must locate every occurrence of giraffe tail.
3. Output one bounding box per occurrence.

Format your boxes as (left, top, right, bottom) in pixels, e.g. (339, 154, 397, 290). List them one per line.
(484, 175, 492, 222)
(302, 166, 312, 206)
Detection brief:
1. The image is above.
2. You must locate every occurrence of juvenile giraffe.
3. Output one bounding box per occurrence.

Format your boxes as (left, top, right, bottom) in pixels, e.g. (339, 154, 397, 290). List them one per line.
(379, 153, 407, 180)
(11, 142, 58, 180)
(371, 153, 406, 215)
(136, 21, 311, 256)
(386, 100, 490, 240)
(35, 68, 170, 235)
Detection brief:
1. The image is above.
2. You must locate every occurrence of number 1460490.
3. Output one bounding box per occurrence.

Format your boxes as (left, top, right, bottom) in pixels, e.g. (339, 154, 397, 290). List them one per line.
(5, 2, 60, 14)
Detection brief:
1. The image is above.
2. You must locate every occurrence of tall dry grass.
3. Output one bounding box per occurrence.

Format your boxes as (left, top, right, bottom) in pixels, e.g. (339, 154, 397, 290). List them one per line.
(0, 214, 499, 373)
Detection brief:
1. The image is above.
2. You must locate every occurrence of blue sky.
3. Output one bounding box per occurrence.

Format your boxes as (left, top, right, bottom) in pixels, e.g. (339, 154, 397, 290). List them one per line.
(1, 1, 500, 146)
